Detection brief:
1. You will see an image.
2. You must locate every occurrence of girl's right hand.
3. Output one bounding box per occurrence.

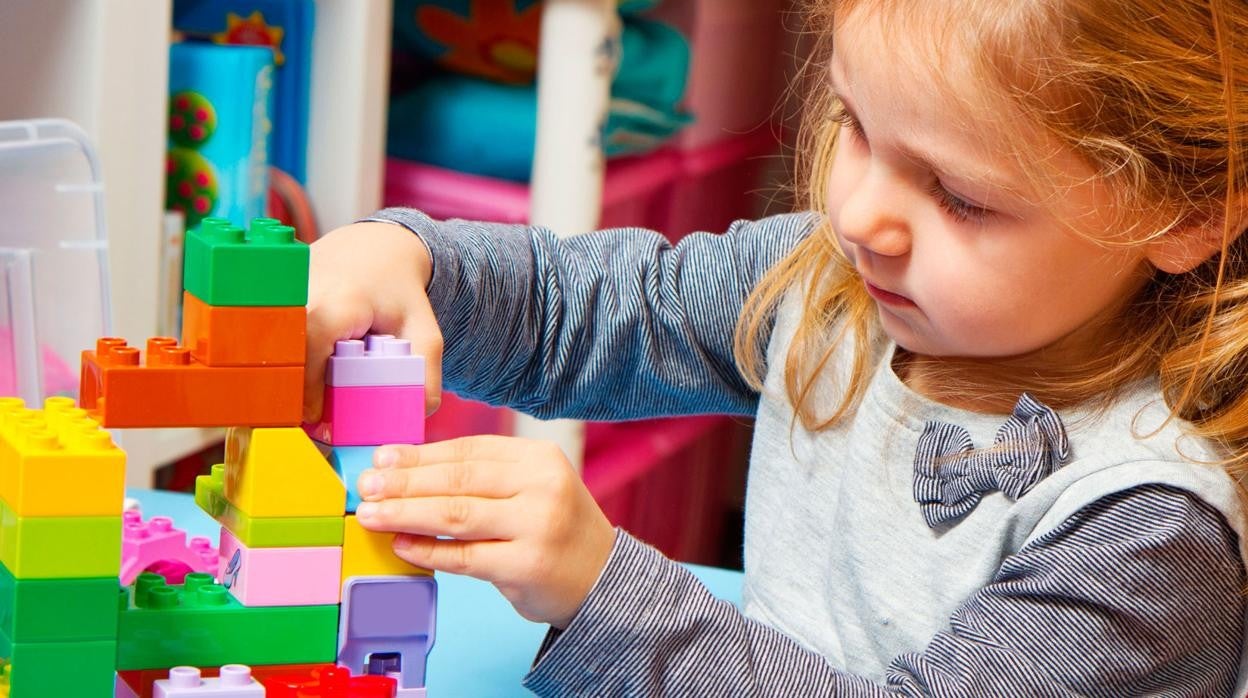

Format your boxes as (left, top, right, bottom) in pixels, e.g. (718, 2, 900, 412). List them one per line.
(304, 221, 444, 423)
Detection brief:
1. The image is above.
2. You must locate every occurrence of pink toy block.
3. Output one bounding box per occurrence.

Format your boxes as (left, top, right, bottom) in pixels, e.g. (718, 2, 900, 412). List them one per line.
(218, 528, 342, 607)
(326, 335, 426, 387)
(120, 510, 219, 586)
(303, 384, 424, 446)
(155, 665, 264, 697)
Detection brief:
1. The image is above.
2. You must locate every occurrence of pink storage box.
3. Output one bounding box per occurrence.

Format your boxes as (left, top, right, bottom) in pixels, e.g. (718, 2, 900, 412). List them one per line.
(650, 0, 791, 149)
(664, 129, 779, 241)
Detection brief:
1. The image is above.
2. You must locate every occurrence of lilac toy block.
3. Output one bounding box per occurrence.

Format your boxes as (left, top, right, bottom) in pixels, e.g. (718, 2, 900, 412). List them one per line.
(338, 576, 437, 689)
(155, 665, 264, 697)
(304, 384, 425, 446)
(326, 335, 426, 387)
(120, 510, 219, 585)
(218, 528, 342, 606)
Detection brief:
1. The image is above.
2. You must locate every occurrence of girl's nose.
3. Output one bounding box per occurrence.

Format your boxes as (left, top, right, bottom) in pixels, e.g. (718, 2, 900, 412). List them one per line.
(836, 165, 911, 257)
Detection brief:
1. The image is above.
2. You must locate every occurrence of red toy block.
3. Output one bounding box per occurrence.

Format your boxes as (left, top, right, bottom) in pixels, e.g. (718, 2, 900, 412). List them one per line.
(120, 510, 219, 586)
(79, 337, 303, 428)
(303, 384, 425, 446)
(262, 665, 397, 698)
(181, 291, 307, 367)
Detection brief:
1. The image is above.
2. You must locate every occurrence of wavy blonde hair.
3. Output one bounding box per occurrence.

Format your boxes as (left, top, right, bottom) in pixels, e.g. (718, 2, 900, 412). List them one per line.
(735, 1, 1248, 474)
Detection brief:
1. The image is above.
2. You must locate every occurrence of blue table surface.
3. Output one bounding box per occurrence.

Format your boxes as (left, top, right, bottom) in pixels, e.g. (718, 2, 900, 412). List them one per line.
(129, 488, 744, 696)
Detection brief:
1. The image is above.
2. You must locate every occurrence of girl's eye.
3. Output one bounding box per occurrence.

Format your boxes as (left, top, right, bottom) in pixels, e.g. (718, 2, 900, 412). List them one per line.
(829, 104, 864, 141)
(927, 181, 992, 223)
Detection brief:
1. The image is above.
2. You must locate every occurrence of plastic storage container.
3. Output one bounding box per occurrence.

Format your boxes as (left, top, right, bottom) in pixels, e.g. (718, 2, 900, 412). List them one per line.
(0, 119, 112, 403)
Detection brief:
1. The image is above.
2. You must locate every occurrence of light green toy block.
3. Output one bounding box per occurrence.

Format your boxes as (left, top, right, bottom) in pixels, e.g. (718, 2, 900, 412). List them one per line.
(117, 572, 338, 670)
(196, 464, 344, 547)
(0, 633, 115, 697)
(182, 217, 309, 307)
(0, 561, 119, 642)
(0, 498, 120, 579)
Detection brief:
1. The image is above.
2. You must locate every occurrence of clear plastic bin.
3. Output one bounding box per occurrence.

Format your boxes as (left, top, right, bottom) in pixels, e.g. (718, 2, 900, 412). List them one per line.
(0, 119, 111, 403)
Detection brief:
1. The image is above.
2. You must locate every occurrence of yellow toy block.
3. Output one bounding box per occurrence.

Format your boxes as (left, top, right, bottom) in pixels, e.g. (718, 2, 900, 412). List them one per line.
(341, 515, 432, 583)
(223, 427, 346, 517)
(0, 397, 125, 517)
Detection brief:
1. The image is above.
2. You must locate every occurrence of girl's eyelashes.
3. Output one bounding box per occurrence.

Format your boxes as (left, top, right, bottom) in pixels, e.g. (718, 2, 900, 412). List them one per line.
(926, 180, 992, 223)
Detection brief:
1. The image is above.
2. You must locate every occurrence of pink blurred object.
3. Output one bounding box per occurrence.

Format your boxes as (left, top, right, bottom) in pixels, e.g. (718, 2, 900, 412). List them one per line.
(120, 510, 219, 585)
(651, 0, 790, 149)
(0, 328, 78, 398)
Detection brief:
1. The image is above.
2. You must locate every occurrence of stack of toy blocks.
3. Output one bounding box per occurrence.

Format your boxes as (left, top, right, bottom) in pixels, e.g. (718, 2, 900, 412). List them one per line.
(304, 335, 437, 697)
(0, 395, 126, 697)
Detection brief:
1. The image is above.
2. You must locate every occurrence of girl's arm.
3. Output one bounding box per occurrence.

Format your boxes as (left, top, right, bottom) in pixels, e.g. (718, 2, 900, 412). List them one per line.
(365, 208, 815, 420)
(523, 484, 1244, 696)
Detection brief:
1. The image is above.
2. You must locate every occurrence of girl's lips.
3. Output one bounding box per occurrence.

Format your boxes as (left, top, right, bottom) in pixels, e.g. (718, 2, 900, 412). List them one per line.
(864, 281, 916, 307)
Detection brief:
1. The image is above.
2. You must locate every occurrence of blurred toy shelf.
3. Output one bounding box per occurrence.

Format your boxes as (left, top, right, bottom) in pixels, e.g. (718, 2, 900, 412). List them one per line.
(0, 0, 393, 484)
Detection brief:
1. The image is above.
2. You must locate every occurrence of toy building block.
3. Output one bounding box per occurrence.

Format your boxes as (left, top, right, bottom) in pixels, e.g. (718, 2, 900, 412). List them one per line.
(328, 445, 375, 513)
(79, 337, 303, 428)
(120, 665, 333, 698)
(341, 516, 433, 583)
(325, 336, 426, 387)
(117, 572, 338, 670)
(0, 562, 119, 642)
(218, 529, 342, 607)
(0, 497, 120, 579)
(261, 665, 397, 698)
(223, 427, 346, 517)
(183, 217, 309, 307)
(197, 465, 344, 548)
(117, 671, 142, 698)
(304, 384, 425, 446)
(121, 510, 219, 586)
(0, 396, 125, 517)
(154, 665, 264, 697)
(337, 576, 437, 689)
(181, 291, 307, 366)
(0, 635, 115, 698)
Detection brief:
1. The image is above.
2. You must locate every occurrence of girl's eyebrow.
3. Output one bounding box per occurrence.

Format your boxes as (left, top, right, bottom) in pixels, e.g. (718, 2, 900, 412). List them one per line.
(828, 68, 1027, 202)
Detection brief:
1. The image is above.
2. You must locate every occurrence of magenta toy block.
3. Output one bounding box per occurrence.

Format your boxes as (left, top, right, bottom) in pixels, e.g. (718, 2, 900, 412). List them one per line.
(155, 665, 264, 697)
(338, 576, 437, 689)
(219, 528, 342, 607)
(303, 384, 425, 446)
(326, 335, 426, 387)
(120, 510, 219, 586)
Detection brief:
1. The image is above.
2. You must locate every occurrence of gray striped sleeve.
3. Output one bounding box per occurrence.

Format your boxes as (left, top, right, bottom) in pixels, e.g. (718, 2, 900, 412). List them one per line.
(524, 485, 1244, 697)
(367, 208, 815, 421)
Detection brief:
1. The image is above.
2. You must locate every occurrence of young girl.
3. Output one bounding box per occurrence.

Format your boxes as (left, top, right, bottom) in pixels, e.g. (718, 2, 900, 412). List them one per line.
(305, 0, 1248, 694)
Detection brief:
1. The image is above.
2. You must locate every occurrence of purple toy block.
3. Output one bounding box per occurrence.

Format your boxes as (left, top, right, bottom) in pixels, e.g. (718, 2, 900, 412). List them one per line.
(337, 576, 437, 689)
(218, 528, 343, 606)
(326, 335, 426, 387)
(303, 384, 425, 446)
(154, 665, 264, 697)
(120, 510, 219, 585)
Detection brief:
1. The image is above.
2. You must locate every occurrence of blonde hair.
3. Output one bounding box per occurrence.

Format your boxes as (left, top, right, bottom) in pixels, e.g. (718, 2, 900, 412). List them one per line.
(735, 1, 1248, 474)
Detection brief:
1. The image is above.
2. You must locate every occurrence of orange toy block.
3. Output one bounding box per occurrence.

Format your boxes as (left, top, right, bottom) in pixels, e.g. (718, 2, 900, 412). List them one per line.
(181, 291, 307, 367)
(0, 397, 125, 517)
(79, 337, 303, 428)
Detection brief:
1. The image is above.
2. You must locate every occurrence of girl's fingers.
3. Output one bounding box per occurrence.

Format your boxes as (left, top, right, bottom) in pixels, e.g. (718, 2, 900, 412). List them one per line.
(356, 459, 523, 502)
(372, 435, 528, 470)
(355, 495, 524, 541)
(390, 534, 512, 580)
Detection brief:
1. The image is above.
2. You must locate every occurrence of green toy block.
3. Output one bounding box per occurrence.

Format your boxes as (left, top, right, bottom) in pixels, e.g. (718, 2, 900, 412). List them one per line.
(0, 633, 115, 697)
(0, 561, 119, 642)
(0, 499, 120, 579)
(182, 217, 309, 307)
(117, 572, 338, 670)
(196, 464, 345, 547)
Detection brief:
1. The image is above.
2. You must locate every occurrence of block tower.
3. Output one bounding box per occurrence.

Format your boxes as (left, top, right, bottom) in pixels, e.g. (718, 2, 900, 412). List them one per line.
(0, 216, 437, 697)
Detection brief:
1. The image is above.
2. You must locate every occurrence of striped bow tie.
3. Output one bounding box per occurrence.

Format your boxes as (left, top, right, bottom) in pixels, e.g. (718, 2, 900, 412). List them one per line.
(913, 393, 1070, 528)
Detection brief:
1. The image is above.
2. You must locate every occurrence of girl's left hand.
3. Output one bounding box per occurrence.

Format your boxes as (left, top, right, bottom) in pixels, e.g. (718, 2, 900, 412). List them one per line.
(354, 436, 617, 629)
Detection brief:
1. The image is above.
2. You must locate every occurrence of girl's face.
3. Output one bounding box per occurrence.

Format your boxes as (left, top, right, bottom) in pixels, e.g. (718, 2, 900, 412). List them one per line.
(826, 9, 1160, 363)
